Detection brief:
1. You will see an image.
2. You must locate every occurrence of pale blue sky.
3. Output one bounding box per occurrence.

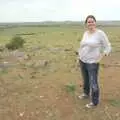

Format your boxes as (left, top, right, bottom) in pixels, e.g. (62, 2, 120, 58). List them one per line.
(0, 0, 120, 22)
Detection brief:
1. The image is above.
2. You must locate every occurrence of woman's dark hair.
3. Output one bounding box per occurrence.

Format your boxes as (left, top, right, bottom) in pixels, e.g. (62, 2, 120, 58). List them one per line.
(85, 15, 96, 24)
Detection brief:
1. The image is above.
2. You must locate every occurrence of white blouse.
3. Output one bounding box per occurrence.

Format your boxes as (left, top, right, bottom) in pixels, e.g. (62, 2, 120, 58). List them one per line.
(78, 29, 112, 63)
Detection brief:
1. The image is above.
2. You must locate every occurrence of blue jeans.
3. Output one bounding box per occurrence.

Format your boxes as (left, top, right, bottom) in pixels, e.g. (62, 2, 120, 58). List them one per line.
(79, 60, 99, 105)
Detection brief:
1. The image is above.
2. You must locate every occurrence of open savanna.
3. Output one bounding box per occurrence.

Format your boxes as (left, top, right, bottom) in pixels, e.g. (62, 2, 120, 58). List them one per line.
(0, 25, 120, 120)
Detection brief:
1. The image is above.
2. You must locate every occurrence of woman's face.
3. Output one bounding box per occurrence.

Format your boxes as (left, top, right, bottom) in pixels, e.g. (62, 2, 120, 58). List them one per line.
(86, 18, 96, 30)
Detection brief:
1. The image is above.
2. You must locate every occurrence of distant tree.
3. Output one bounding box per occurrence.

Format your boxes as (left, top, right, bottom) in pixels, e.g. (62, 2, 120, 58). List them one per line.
(6, 36, 25, 50)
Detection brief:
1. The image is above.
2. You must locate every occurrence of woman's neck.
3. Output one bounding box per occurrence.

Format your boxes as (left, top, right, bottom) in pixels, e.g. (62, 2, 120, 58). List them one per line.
(88, 28, 97, 34)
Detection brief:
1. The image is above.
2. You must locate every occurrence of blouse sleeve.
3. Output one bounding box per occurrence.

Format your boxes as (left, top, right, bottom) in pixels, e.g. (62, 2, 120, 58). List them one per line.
(100, 31, 112, 56)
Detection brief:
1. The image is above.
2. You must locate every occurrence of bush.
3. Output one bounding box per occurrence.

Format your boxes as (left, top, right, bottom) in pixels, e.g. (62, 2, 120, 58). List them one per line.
(6, 36, 25, 50)
(65, 82, 76, 94)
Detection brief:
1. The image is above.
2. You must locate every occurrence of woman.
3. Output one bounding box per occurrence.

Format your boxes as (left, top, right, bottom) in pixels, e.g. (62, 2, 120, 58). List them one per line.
(78, 15, 112, 108)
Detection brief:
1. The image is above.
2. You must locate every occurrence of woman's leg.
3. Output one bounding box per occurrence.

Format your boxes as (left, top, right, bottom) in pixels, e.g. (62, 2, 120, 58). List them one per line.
(79, 60, 90, 96)
(87, 63, 99, 105)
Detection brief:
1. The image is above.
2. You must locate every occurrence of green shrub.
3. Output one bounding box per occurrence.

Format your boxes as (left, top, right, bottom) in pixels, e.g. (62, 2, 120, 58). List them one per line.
(6, 36, 25, 50)
(65, 82, 76, 94)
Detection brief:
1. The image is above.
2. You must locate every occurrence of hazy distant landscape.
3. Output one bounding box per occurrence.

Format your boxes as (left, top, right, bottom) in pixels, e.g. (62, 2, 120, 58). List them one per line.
(1, 21, 120, 27)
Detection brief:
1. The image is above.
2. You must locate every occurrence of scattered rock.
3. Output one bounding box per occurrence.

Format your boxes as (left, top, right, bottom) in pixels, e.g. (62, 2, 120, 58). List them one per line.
(34, 60, 49, 68)
(25, 61, 34, 67)
(31, 46, 41, 51)
(12, 50, 25, 57)
(64, 48, 72, 51)
(19, 112, 24, 117)
(48, 48, 64, 53)
(40, 96, 44, 98)
(0, 44, 6, 52)
(0, 61, 16, 69)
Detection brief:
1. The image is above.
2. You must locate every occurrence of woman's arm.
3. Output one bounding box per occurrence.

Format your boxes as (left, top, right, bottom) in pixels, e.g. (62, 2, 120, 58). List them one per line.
(100, 31, 112, 56)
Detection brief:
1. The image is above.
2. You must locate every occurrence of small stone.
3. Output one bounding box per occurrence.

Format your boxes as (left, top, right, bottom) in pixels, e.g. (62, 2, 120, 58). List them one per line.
(19, 112, 24, 117)
(40, 96, 44, 98)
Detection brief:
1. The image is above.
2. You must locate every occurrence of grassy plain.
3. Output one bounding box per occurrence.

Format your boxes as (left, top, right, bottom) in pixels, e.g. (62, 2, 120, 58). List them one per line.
(0, 25, 120, 120)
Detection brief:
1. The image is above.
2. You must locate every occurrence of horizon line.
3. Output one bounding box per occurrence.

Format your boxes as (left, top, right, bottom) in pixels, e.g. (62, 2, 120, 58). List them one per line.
(0, 20, 120, 23)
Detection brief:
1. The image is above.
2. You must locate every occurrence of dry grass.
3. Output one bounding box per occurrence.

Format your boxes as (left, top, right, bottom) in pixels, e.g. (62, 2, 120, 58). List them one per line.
(0, 26, 120, 120)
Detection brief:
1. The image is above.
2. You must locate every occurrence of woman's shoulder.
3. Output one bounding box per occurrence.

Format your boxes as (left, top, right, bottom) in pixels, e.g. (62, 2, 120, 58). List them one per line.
(97, 29, 105, 34)
(82, 31, 88, 37)
(96, 29, 105, 33)
(96, 29, 106, 36)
